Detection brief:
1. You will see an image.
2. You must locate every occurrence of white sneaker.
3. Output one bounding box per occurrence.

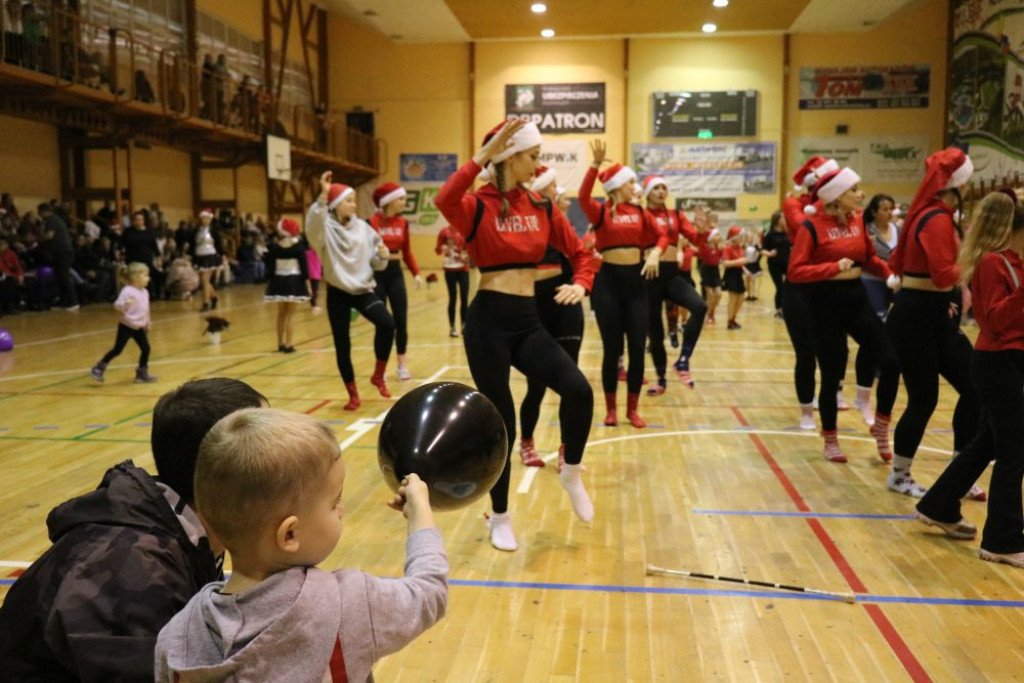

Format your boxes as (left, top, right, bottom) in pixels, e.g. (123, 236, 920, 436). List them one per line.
(397, 364, 411, 381)
(836, 392, 850, 411)
(487, 512, 518, 551)
(799, 404, 815, 430)
(559, 464, 594, 522)
(853, 398, 875, 426)
(887, 471, 927, 497)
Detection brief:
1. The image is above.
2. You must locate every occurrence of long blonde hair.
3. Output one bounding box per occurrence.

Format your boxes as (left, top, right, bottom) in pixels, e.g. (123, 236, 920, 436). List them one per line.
(117, 261, 149, 288)
(958, 192, 1017, 286)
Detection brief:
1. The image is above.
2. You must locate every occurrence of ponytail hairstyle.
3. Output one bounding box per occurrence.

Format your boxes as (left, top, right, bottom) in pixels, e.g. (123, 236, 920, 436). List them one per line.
(958, 191, 1016, 286)
(118, 261, 149, 288)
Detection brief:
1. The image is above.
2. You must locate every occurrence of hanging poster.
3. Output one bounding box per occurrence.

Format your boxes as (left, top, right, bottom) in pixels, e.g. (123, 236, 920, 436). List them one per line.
(949, 0, 1024, 181)
(399, 154, 458, 233)
(791, 136, 929, 185)
(505, 82, 606, 134)
(631, 142, 777, 197)
(798, 65, 930, 110)
(538, 139, 588, 195)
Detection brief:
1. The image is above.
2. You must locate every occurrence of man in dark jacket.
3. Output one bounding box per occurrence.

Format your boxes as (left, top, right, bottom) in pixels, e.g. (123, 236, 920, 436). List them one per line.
(122, 210, 163, 300)
(0, 378, 267, 682)
(38, 201, 78, 310)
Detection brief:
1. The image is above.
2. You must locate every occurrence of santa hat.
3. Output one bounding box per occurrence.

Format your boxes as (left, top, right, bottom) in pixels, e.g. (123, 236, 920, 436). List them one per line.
(482, 120, 544, 164)
(327, 183, 354, 211)
(277, 218, 300, 237)
(530, 165, 557, 193)
(599, 164, 637, 193)
(727, 225, 743, 240)
(792, 156, 828, 190)
(642, 175, 668, 198)
(372, 183, 406, 209)
(903, 148, 973, 231)
(198, 208, 215, 219)
(812, 167, 861, 206)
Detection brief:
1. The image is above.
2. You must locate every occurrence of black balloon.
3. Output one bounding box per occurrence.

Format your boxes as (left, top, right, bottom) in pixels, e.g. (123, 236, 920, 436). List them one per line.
(377, 382, 508, 511)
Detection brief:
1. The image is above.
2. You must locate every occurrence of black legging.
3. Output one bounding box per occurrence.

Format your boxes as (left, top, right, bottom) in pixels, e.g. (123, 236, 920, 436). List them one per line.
(444, 269, 469, 329)
(374, 260, 409, 354)
(520, 276, 584, 440)
(592, 263, 647, 394)
(768, 260, 786, 312)
(464, 291, 593, 513)
(916, 350, 1024, 554)
(782, 281, 819, 405)
(808, 280, 898, 431)
(101, 323, 150, 367)
(887, 289, 978, 458)
(645, 262, 707, 378)
(325, 284, 395, 383)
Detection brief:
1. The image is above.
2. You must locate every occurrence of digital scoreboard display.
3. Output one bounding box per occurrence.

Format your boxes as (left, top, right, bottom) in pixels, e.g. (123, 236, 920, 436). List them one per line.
(651, 90, 759, 138)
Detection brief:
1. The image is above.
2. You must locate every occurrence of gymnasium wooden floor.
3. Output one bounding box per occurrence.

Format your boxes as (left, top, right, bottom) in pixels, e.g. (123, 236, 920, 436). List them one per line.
(1, 274, 1022, 682)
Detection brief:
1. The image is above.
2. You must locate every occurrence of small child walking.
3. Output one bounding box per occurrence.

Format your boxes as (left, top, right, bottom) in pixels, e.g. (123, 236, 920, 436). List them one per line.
(91, 262, 157, 383)
(155, 408, 448, 681)
(721, 225, 749, 329)
(264, 218, 311, 352)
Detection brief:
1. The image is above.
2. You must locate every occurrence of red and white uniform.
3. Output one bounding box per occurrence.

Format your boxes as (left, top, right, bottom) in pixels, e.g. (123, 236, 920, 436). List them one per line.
(434, 160, 596, 291)
(972, 249, 1024, 352)
(578, 168, 669, 255)
(888, 200, 960, 288)
(694, 231, 722, 266)
(435, 226, 470, 271)
(370, 214, 420, 276)
(787, 211, 891, 284)
(644, 206, 697, 251)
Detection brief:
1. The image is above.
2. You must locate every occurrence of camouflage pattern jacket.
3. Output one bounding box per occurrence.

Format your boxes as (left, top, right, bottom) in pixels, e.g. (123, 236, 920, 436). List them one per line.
(0, 461, 221, 682)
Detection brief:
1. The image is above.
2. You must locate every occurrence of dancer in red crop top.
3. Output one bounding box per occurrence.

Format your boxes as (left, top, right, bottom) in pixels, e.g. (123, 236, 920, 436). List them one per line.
(579, 140, 668, 428)
(885, 148, 982, 498)
(370, 182, 423, 382)
(916, 194, 1024, 568)
(788, 167, 900, 464)
(435, 119, 597, 552)
(434, 225, 470, 336)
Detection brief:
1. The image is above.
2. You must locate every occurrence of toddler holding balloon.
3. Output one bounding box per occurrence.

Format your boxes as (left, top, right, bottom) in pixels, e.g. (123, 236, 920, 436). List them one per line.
(155, 408, 448, 682)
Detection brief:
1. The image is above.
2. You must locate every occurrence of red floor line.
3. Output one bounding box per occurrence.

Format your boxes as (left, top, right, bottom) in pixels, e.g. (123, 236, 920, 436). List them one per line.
(730, 405, 932, 683)
(305, 399, 331, 415)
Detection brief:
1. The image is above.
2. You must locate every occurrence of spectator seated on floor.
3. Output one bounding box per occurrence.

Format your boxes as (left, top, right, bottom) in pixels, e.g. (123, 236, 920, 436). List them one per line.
(165, 254, 198, 300)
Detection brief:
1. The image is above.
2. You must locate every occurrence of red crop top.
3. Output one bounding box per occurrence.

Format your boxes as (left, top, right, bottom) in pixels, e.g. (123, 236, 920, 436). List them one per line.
(370, 214, 420, 276)
(694, 230, 721, 266)
(644, 207, 698, 250)
(972, 250, 1024, 351)
(782, 194, 817, 243)
(722, 243, 746, 268)
(578, 167, 669, 254)
(889, 201, 960, 288)
(435, 160, 596, 291)
(787, 211, 891, 283)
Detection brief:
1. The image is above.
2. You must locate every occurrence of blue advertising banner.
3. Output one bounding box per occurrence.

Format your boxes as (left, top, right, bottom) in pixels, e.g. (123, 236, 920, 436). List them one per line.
(400, 154, 458, 183)
(632, 142, 777, 196)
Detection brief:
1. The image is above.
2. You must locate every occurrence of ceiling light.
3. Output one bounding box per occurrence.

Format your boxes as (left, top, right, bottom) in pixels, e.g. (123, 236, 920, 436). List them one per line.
(702, 22, 717, 33)
(713, 0, 728, 7)
(531, 2, 547, 12)
(541, 28, 555, 38)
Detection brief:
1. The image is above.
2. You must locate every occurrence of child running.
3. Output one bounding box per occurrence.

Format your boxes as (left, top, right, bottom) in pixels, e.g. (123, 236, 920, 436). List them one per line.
(91, 262, 157, 384)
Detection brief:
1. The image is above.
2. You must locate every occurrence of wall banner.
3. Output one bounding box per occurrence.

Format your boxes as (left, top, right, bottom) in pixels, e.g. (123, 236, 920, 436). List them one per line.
(791, 136, 929, 185)
(399, 154, 458, 183)
(631, 142, 777, 197)
(538, 140, 588, 195)
(505, 82, 606, 134)
(397, 154, 458, 234)
(798, 65, 930, 110)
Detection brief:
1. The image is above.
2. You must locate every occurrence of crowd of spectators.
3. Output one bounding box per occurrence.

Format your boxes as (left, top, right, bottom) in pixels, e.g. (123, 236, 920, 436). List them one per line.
(0, 191, 277, 318)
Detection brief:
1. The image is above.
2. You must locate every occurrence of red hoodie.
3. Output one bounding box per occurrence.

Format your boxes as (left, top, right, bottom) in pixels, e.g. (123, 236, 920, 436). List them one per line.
(369, 214, 420, 276)
(578, 167, 669, 254)
(788, 210, 890, 283)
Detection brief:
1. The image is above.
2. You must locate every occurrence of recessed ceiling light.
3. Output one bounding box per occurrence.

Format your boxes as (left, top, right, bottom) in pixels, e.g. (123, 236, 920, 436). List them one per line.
(702, 22, 717, 33)
(541, 28, 555, 38)
(531, 2, 547, 12)
(713, 0, 728, 7)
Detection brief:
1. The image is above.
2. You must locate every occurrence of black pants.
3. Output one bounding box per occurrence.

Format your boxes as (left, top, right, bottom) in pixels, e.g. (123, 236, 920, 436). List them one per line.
(0, 277, 18, 313)
(101, 323, 150, 367)
(53, 250, 78, 308)
(445, 270, 469, 329)
(592, 263, 647, 394)
(645, 263, 707, 378)
(782, 281, 820, 405)
(917, 350, 1024, 554)
(768, 260, 786, 312)
(887, 289, 978, 458)
(374, 260, 409, 354)
(325, 285, 394, 383)
(520, 277, 584, 439)
(464, 291, 593, 513)
(808, 280, 898, 431)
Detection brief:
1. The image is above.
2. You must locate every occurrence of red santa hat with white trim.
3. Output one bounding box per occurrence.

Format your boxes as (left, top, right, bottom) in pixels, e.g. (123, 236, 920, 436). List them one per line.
(811, 167, 861, 206)
(530, 165, 557, 193)
(642, 175, 668, 198)
(599, 164, 637, 193)
(277, 218, 300, 236)
(482, 120, 544, 164)
(198, 208, 215, 219)
(372, 183, 406, 210)
(327, 183, 354, 211)
(792, 156, 835, 191)
(901, 147, 973, 236)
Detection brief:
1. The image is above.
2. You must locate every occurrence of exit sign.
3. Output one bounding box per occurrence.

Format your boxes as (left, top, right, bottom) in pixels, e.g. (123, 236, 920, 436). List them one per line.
(697, 129, 714, 139)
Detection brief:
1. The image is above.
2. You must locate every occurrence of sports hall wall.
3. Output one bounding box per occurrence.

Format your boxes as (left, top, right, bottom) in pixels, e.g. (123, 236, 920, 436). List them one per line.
(0, 0, 946, 262)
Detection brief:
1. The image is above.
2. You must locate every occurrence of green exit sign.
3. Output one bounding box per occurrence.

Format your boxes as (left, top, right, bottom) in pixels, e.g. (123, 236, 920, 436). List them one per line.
(697, 129, 714, 139)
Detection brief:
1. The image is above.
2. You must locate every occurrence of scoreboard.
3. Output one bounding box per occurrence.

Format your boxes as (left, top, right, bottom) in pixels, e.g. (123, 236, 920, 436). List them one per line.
(651, 90, 759, 138)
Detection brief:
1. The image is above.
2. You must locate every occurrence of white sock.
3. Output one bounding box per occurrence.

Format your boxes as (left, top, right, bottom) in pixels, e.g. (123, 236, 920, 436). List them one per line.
(892, 454, 914, 473)
(559, 464, 594, 522)
(488, 512, 518, 551)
